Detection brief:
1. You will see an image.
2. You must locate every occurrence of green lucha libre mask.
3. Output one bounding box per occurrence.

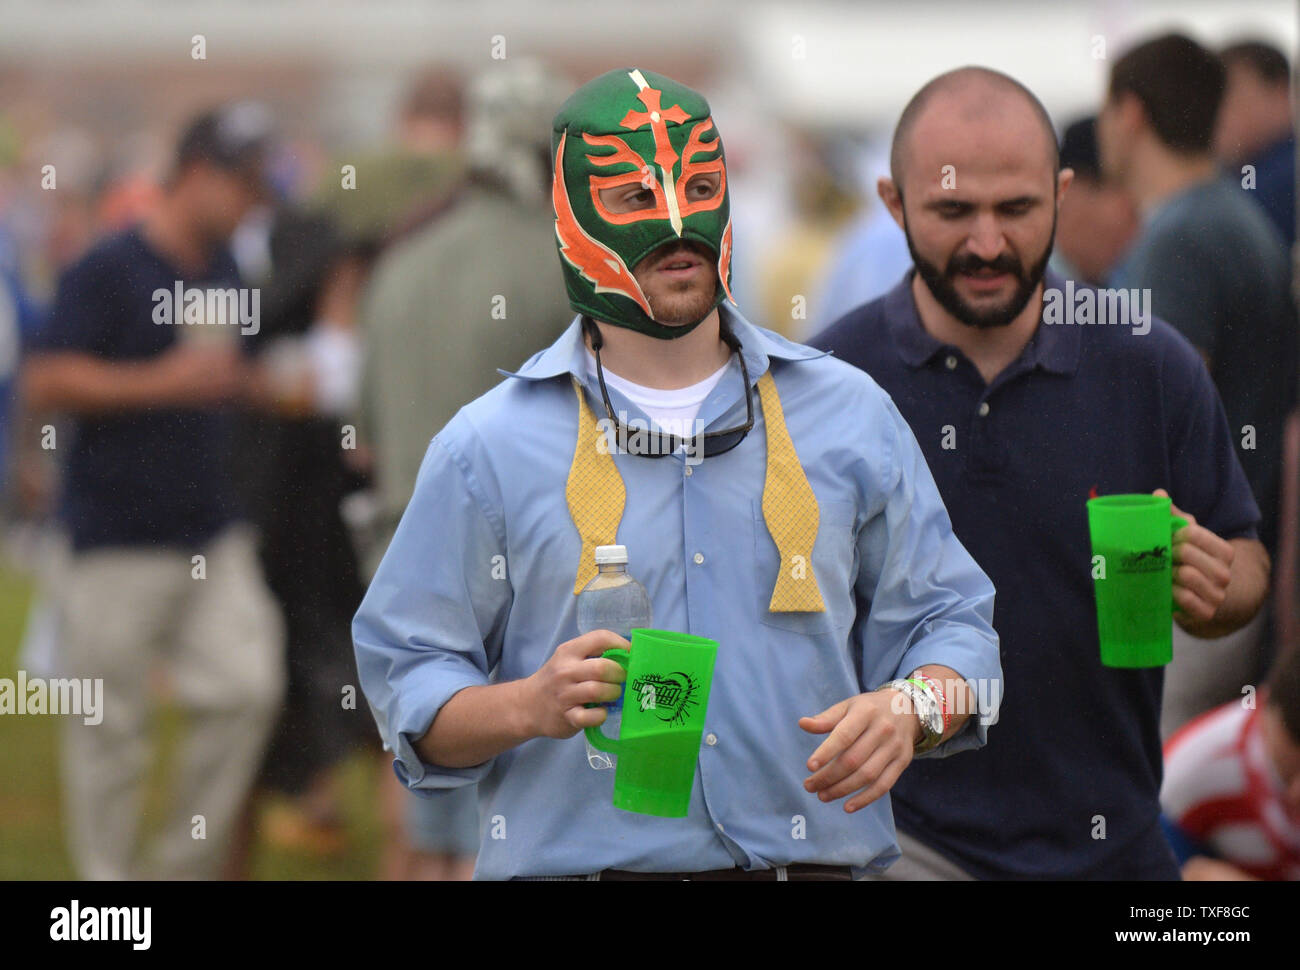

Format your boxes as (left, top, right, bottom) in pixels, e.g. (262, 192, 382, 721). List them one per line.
(551, 68, 735, 339)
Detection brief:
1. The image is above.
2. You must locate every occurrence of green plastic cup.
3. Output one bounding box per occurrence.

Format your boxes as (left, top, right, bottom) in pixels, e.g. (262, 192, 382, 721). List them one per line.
(1087, 494, 1188, 668)
(584, 628, 718, 817)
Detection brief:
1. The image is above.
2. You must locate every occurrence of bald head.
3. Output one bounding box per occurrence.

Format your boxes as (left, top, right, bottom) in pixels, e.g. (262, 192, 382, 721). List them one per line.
(890, 67, 1059, 196)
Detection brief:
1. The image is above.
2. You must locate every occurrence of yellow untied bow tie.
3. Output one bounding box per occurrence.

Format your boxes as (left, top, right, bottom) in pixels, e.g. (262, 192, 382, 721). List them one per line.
(565, 370, 824, 613)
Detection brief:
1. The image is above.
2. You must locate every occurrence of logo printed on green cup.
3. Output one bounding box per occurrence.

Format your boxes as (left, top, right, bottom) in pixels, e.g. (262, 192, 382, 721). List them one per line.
(631, 672, 698, 725)
(1118, 545, 1170, 572)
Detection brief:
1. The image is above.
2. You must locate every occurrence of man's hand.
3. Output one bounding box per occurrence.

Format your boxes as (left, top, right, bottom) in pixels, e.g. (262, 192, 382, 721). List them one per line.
(152, 343, 248, 407)
(22, 344, 249, 414)
(1155, 489, 1234, 623)
(1154, 489, 1268, 637)
(418, 629, 629, 768)
(520, 630, 628, 739)
(798, 690, 918, 813)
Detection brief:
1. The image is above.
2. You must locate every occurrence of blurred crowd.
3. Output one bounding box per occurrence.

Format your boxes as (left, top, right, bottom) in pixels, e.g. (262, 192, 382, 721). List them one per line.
(0, 28, 1297, 881)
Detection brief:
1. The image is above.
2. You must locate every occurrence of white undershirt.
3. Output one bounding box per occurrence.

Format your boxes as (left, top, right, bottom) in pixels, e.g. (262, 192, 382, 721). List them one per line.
(585, 350, 729, 439)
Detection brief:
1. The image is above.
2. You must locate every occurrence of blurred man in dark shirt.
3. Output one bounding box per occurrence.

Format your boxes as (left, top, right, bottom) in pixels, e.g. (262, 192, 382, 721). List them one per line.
(1100, 34, 1296, 738)
(22, 104, 285, 879)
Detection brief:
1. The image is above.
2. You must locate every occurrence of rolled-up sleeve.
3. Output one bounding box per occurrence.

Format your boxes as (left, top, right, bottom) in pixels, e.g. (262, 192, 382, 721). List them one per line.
(353, 428, 512, 791)
(855, 397, 1002, 758)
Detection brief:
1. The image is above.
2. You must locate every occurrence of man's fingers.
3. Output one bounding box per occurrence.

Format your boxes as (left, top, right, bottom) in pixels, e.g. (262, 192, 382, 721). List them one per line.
(1174, 561, 1230, 611)
(797, 699, 849, 739)
(802, 699, 849, 725)
(813, 732, 896, 800)
(805, 731, 874, 793)
(560, 678, 624, 709)
(563, 705, 608, 731)
(577, 656, 628, 685)
(1174, 584, 1219, 622)
(562, 629, 631, 659)
(843, 757, 910, 813)
(1173, 540, 1233, 587)
(1173, 526, 1233, 570)
(805, 703, 876, 776)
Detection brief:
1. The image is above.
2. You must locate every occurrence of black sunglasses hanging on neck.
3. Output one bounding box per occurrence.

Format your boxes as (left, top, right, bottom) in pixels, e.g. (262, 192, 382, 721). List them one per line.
(581, 314, 755, 459)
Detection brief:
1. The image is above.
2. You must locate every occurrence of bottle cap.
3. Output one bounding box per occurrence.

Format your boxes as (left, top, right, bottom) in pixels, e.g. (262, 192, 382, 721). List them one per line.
(594, 544, 628, 565)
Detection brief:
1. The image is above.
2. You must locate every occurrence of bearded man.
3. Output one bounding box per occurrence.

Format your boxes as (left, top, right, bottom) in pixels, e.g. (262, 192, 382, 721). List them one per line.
(813, 66, 1268, 880)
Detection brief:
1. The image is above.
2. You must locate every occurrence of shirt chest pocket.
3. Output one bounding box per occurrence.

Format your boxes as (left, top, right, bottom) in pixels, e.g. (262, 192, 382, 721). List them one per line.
(751, 499, 858, 635)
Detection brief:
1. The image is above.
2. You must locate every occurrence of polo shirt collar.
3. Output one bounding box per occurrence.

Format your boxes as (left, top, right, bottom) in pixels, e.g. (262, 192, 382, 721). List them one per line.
(885, 267, 1080, 377)
(499, 303, 828, 386)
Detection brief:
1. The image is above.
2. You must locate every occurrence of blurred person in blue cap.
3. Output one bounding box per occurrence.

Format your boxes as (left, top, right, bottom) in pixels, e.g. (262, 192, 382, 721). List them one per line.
(21, 102, 286, 879)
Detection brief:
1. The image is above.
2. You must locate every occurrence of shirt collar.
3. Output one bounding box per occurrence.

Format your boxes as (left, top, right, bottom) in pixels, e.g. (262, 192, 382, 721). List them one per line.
(498, 303, 828, 386)
(886, 267, 1080, 377)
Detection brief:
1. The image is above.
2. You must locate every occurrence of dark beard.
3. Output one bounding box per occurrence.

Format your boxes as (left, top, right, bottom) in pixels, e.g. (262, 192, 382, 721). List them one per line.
(904, 212, 1056, 329)
(638, 239, 719, 324)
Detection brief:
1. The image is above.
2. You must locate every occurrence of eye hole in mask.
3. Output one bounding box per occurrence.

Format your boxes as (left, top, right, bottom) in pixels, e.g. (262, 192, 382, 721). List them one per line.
(584, 119, 727, 227)
(599, 172, 722, 218)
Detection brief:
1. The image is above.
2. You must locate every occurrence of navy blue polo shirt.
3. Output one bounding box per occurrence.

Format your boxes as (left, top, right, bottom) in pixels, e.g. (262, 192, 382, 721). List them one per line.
(31, 227, 243, 551)
(812, 269, 1260, 880)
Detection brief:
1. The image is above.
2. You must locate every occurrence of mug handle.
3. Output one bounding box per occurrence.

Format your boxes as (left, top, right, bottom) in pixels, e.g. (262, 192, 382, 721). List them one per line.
(583, 648, 630, 755)
(1170, 514, 1189, 613)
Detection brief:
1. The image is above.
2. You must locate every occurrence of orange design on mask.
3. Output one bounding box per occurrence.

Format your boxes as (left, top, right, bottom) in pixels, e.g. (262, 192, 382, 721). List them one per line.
(717, 218, 735, 304)
(676, 118, 727, 217)
(584, 132, 671, 225)
(552, 132, 653, 316)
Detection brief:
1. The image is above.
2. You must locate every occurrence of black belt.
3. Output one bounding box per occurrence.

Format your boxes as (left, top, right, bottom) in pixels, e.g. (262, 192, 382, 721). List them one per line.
(595, 863, 853, 881)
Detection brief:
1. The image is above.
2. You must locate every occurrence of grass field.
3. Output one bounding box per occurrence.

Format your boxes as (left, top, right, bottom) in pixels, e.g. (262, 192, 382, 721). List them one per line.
(0, 554, 386, 880)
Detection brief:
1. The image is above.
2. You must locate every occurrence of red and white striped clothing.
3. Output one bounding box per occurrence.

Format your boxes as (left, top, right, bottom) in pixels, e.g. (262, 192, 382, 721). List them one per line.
(1162, 701, 1300, 880)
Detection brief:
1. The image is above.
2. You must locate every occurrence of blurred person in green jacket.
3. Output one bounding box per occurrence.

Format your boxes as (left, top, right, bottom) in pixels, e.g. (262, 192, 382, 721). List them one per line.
(356, 59, 573, 880)
(312, 67, 466, 252)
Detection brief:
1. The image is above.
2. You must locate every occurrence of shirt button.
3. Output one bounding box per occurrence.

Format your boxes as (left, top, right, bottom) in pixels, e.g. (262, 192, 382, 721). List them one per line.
(978, 401, 990, 417)
(704, 733, 717, 746)
(944, 355, 958, 370)
(716, 822, 725, 833)
(684, 465, 693, 477)
(693, 552, 705, 565)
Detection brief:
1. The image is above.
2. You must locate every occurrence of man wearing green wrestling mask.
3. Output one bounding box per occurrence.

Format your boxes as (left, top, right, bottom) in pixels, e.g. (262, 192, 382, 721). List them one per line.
(551, 68, 744, 459)
(354, 67, 1001, 880)
(552, 67, 733, 338)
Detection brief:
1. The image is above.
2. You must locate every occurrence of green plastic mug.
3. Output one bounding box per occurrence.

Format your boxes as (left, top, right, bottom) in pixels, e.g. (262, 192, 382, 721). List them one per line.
(1086, 494, 1188, 668)
(584, 628, 718, 817)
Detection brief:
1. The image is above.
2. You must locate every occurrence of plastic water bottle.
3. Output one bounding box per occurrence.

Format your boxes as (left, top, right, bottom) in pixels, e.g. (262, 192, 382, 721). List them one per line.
(576, 544, 653, 770)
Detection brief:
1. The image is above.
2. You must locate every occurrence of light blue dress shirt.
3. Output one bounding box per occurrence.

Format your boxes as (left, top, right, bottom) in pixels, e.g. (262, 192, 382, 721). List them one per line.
(353, 305, 1001, 879)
